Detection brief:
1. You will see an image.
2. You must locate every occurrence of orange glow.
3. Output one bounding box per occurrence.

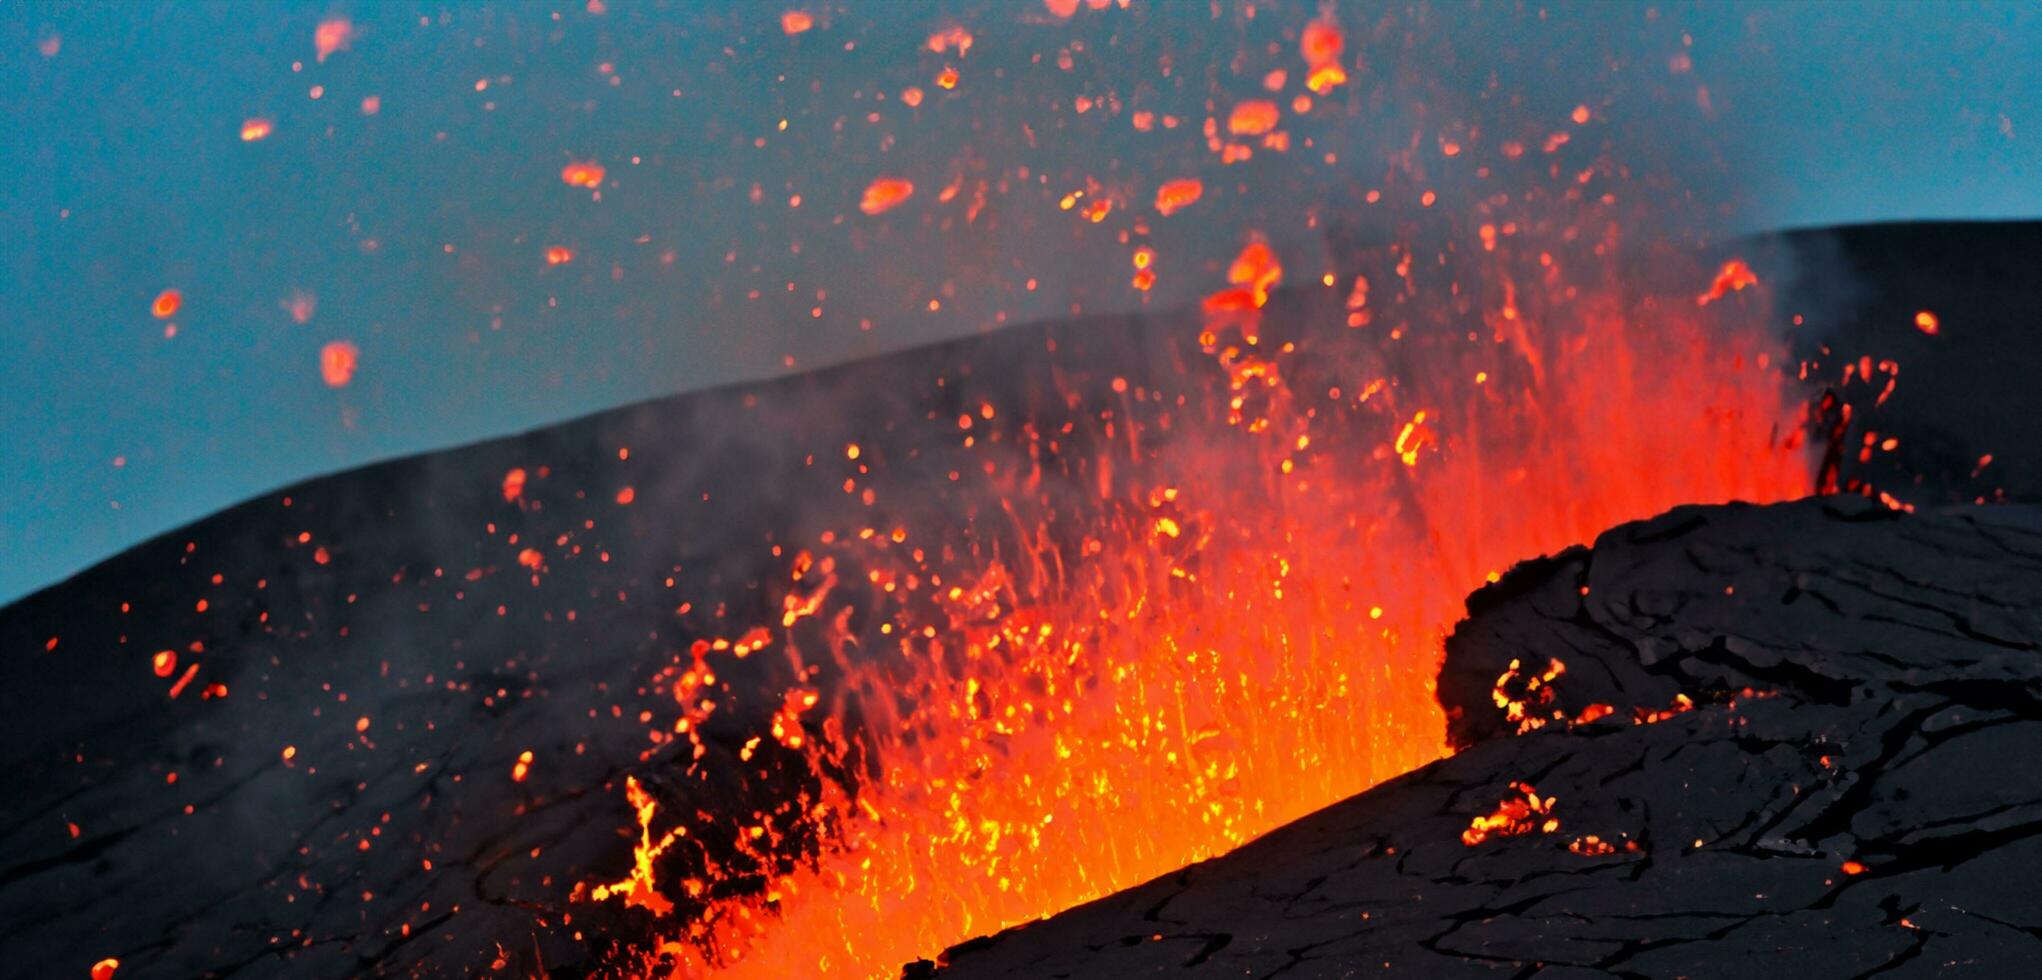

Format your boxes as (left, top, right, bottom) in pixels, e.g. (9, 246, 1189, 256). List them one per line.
(314, 17, 355, 63)
(935, 65, 959, 90)
(546, 246, 575, 265)
(91, 960, 119, 980)
(1043, 0, 1080, 17)
(561, 160, 606, 188)
(1914, 310, 1940, 335)
(926, 26, 974, 58)
(320, 341, 359, 388)
(587, 204, 1806, 976)
(1153, 178, 1204, 216)
(530, 10, 1815, 975)
(502, 467, 528, 502)
(587, 776, 681, 915)
(779, 10, 813, 35)
(1305, 62, 1348, 95)
(1301, 19, 1345, 67)
(1463, 783, 1559, 846)
(1841, 860, 1866, 875)
(151, 650, 176, 678)
(859, 177, 915, 215)
(240, 117, 273, 142)
(1696, 258, 1758, 305)
(512, 750, 535, 783)
(1227, 99, 1281, 136)
(150, 289, 182, 319)
(616, 486, 637, 505)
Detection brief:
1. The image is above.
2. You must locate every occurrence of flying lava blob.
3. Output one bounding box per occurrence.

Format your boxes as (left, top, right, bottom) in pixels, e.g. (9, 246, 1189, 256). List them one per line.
(859, 177, 914, 215)
(319, 341, 358, 388)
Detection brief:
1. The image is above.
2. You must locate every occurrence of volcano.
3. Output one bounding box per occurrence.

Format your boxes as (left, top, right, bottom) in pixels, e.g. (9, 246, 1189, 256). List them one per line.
(4, 220, 2039, 979)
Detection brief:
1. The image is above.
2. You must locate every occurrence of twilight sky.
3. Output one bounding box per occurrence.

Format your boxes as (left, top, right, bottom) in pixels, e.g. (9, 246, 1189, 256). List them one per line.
(2, 0, 2038, 604)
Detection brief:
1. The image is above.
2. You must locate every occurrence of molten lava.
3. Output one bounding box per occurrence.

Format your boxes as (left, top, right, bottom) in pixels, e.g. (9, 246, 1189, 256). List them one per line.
(557, 7, 1810, 977)
(579, 211, 1807, 975)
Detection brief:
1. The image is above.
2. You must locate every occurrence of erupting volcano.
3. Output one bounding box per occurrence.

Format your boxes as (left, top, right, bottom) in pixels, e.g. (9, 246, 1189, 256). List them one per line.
(9, 3, 2042, 979)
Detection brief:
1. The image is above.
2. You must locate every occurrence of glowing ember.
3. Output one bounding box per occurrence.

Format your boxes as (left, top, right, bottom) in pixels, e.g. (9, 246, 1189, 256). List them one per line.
(1153, 178, 1204, 216)
(780, 10, 813, 35)
(150, 289, 181, 319)
(1914, 310, 1940, 335)
(313, 17, 355, 63)
(561, 161, 606, 188)
(859, 177, 915, 215)
(926, 26, 974, 57)
(1226, 99, 1280, 136)
(502, 467, 528, 502)
(319, 341, 358, 388)
(240, 118, 273, 142)
(91, 959, 119, 980)
(546, 246, 575, 265)
(1462, 782, 1560, 846)
(1697, 258, 1759, 305)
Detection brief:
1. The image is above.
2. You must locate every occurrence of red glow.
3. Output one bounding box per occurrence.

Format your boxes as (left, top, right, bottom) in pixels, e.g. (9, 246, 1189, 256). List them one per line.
(314, 18, 355, 63)
(150, 290, 182, 319)
(1914, 310, 1940, 335)
(1153, 178, 1205, 216)
(561, 161, 606, 188)
(1227, 99, 1281, 136)
(780, 11, 813, 35)
(1697, 258, 1759, 305)
(320, 341, 359, 388)
(859, 177, 915, 215)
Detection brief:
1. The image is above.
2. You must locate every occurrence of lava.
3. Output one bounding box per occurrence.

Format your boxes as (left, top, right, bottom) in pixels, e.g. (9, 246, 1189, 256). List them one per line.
(859, 178, 915, 215)
(585, 194, 1807, 974)
(1152, 178, 1204, 216)
(320, 341, 359, 388)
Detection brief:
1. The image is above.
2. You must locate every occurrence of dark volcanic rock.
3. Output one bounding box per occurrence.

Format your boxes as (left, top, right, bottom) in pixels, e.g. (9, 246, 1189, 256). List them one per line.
(925, 497, 2042, 979)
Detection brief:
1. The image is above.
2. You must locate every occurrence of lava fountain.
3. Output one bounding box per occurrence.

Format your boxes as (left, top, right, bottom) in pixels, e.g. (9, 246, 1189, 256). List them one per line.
(572, 8, 1812, 978)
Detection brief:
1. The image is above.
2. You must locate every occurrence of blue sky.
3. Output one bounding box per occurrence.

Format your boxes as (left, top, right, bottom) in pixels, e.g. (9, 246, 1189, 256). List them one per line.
(2, 0, 2037, 604)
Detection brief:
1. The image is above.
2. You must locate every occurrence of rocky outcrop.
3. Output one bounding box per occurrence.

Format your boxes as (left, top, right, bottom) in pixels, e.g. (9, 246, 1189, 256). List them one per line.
(923, 497, 2042, 978)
